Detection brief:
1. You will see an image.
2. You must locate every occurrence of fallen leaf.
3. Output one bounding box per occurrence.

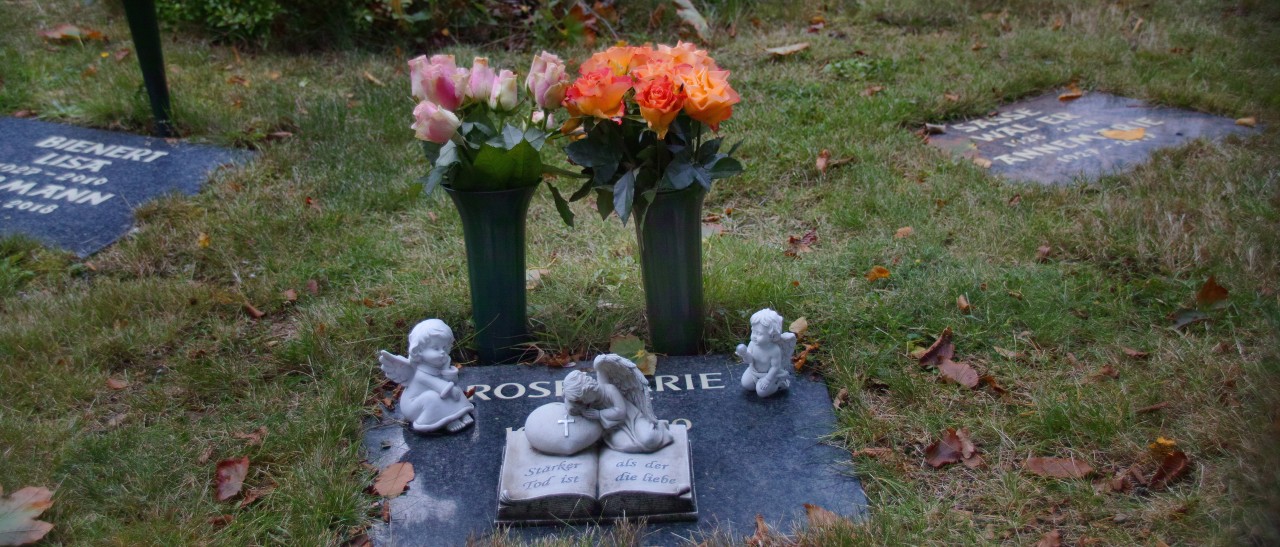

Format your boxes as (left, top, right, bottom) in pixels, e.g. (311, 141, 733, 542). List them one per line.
(865, 265, 891, 282)
(463, 386, 477, 398)
(1121, 347, 1149, 359)
(81, 64, 98, 78)
(1051, 16, 1064, 30)
(362, 71, 385, 87)
(853, 447, 893, 458)
(978, 374, 1007, 394)
(267, 131, 294, 141)
(0, 486, 54, 546)
(214, 457, 250, 501)
(239, 484, 275, 508)
(374, 462, 414, 498)
(196, 445, 215, 465)
(860, 85, 885, 97)
(1136, 401, 1169, 414)
(1035, 530, 1062, 547)
(1094, 364, 1119, 380)
(939, 359, 979, 388)
(1024, 457, 1093, 479)
(957, 294, 972, 314)
(970, 41, 986, 51)
(894, 226, 914, 239)
(1058, 83, 1083, 101)
(1035, 245, 1051, 262)
(672, 0, 710, 42)
(1148, 437, 1178, 459)
(207, 514, 234, 527)
(226, 75, 250, 87)
(1169, 309, 1210, 330)
(525, 268, 550, 290)
(233, 426, 268, 446)
(1100, 127, 1145, 141)
(789, 317, 809, 337)
(816, 149, 831, 174)
(785, 230, 818, 257)
(106, 377, 128, 390)
(765, 43, 810, 57)
(1235, 117, 1257, 127)
(832, 387, 849, 409)
(1149, 450, 1190, 490)
(609, 334, 657, 375)
(306, 279, 320, 295)
(197, 232, 211, 248)
(993, 346, 1021, 360)
(243, 302, 265, 319)
(944, 92, 960, 102)
(792, 343, 820, 372)
(1195, 276, 1229, 306)
(37, 24, 106, 42)
(971, 156, 992, 169)
(745, 513, 787, 546)
(918, 327, 955, 368)
(804, 503, 846, 528)
(12, 110, 36, 118)
(925, 428, 978, 468)
(1008, 194, 1022, 206)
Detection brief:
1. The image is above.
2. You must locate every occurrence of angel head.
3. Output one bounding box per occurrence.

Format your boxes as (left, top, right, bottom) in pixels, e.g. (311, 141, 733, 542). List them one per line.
(749, 308, 784, 344)
(408, 319, 454, 370)
(563, 369, 600, 408)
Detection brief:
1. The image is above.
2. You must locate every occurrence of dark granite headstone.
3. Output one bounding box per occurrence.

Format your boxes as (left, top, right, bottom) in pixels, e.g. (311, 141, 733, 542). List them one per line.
(363, 356, 866, 546)
(0, 117, 251, 256)
(928, 91, 1257, 185)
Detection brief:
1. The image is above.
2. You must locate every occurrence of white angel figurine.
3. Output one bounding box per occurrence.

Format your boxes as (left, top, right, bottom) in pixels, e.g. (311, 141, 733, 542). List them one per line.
(378, 319, 476, 434)
(562, 354, 673, 454)
(737, 308, 796, 398)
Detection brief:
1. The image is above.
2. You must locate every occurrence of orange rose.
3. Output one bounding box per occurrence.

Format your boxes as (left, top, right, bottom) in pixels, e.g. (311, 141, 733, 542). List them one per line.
(563, 68, 633, 119)
(657, 41, 718, 71)
(634, 74, 686, 138)
(681, 67, 739, 131)
(579, 45, 652, 76)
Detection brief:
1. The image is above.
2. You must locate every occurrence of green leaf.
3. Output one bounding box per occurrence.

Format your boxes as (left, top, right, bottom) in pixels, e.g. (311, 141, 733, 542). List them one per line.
(707, 156, 744, 179)
(591, 163, 619, 186)
(457, 140, 543, 191)
(596, 188, 613, 220)
(565, 135, 623, 167)
(569, 177, 595, 201)
(501, 124, 525, 149)
(435, 141, 459, 168)
(548, 184, 574, 227)
(524, 127, 549, 150)
(613, 168, 637, 225)
(421, 141, 444, 164)
(542, 164, 589, 178)
(663, 160, 698, 190)
(696, 137, 722, 162)
(423, 166, 446, 194)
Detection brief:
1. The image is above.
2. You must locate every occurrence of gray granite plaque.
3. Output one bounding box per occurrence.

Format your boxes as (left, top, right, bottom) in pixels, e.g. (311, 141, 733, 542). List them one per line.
(928, 91, 1257, 185)
(0, 117, 251, 256)
(363, 355, 866, 546)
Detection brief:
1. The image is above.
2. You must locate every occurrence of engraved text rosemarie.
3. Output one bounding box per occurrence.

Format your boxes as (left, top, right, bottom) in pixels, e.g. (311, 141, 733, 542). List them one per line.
(483, 372, 726, 433)
(0, 135, 170, 215)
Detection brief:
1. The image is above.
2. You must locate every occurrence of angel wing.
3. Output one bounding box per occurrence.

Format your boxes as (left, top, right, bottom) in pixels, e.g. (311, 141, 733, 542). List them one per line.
(779, 332, 798, 367)
(593, 354, 657, 423)
(378, 350, 415, 384)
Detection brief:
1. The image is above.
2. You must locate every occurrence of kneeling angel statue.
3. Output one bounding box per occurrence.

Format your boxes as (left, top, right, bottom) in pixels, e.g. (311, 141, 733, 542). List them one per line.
(737, 308, 796, 398)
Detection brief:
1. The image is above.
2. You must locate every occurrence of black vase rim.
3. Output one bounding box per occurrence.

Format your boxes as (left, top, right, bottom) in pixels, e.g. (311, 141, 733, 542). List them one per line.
(443, 184, 539, 196)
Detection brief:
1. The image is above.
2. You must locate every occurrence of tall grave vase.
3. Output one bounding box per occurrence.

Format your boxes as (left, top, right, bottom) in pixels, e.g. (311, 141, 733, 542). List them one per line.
(446, 185, 536, 364)
(633, 186, 706, 355)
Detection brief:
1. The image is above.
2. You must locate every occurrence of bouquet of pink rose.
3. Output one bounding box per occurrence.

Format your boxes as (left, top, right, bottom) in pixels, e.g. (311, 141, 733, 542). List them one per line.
(410, 52, 582, 210)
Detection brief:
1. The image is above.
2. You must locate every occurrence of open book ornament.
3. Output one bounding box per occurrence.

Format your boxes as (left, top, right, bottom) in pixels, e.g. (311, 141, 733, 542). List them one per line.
(378, 319, 476, 434)
(497, 354, 696, 524)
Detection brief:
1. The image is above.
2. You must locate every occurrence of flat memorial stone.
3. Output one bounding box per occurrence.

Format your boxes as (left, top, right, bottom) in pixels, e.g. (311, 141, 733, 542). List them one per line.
(927, 90, 1257, 185)
(0, 117, 252, 256)
(364, 355, 866, 546)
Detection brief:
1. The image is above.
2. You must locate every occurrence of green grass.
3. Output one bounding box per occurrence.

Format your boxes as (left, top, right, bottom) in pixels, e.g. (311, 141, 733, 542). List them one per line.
(2, 0, 1279, 545)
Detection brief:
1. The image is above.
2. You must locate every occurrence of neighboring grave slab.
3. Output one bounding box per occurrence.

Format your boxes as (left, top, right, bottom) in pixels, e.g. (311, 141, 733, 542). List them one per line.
(364, 356, 866, 546)
(927, 91, 1257, 185)
(0, 118, 251, 256)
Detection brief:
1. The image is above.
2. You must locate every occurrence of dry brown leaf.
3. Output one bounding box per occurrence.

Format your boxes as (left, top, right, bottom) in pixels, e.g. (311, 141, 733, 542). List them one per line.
(978, 374, 1007, 395)
(957, 294, 972, 314)
(197, 232, 211, 248)
(970, 41, 986, 51)
(894, 226, 914, 239)
(1136, 401, 1170, 414)
(1035, 530, 1062, 547)
(860, 85, 885, 97)
(1121, 346, 1149, 359)
(1149, 450, 1190, 491)
(789, 317, 809, 337)
(239, 484, 275, 508)
(939, 359, 979, 388)
(816, 149, 831, 174)
(0, 486, 55, 545)
(993, 346, 1021, 360)
(1100, 127, 1145, 141)
(918, 327, 955, 368)
(1008, 194, 1022, 207)
(925, 428, 978, 468)
(943, 92, 960, 102)
(227, 75, 250, 87)
(282, 289, 299, 302)
(1051, 16, 1064, 31)
(865, 265, 891, 282)
(106, 377, 128, 390)
(766, 43, 810, 57)
(525, 268, 550, 290)
(804, 503, 846, 528)
(1035, 245, 1051, 262)
(233, 426, 268, 446)
(853, 447, 893, 459)
(792, 343, 820, 372)
(1196, 276, 1229, 306)
(306, 279, 320, 295)
(673, 0, 711, 42)
(1235, 116, 1257, 127)
(972, 156, 992, 169)
(1058, 83, 1083, 102)
(214, 456, 250, 501)
(243, 302, 265, 319)
(746, 513, 782, 546)
(363, 71, 386, 87)
(374, 462, 414, 498)
(37, 24, 106, 42)
(1024, 457, 1093, 479)
(1094, 364, 1119, 380)
(785, 230, 818, 257)
(832, 387, 849, 410)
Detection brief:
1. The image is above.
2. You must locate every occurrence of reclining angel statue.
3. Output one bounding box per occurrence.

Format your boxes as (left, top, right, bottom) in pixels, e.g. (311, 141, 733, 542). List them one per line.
(562, 354, 673, 454)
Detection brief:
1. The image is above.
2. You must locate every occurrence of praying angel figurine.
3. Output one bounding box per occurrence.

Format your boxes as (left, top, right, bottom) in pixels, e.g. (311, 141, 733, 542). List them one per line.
(736, 308, 796, 398)
(379, 319, 476, 434)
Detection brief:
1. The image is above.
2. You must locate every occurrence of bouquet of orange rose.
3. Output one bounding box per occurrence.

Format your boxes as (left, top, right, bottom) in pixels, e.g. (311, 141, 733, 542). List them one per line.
(558, 42, 744, 226)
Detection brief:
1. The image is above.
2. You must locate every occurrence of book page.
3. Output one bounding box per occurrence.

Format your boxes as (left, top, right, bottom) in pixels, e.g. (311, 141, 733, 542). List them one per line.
(597, 423, 692, 499)
(498, 430, 597, 503)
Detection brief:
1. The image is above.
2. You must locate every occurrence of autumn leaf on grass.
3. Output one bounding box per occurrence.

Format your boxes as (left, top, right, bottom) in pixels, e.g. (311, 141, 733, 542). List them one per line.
(1058, 83, 1083, 102)
(816, 149, 831, 174)
(1236, 117, 1257, 127)
(1035, 530, 1062, 547)
(918, 327, 954, 368)
(525, 268, 550, 290)
(956, 294, 972, 314)
(894, 226, 913, 239)
(1195, 276, 1229, 306)
(925, 428, 981, 468)
(374, 462, 414, 498)
(785, 230, 818, 257)
(939, 359, 979, 388)
(860, 85, 885, 97)
(37, 24, 106, 42)
(832, 387, 849, 410)
(1148, 450, 1191, 491)
(1100, 127, 1145, 141)
(1169, 309, 1210, 330)
(106, 377, 128, 390)
(1024, 457, 1093, 479)
(609, 334, 657, 375)
(789, 317, 809, 337)
(362, 71, 386, 87)
(804, 503, 849, 528)
(766, 43, 810, 57)
(1121, 347, 1149, 360)
(792, 343, 820, 372)
(746, 513, 791, 546)
(0, 486, 54, 546)
(214, 457, 250, 501)
(233, 426, 268, 446)
(672, 0, 710, 42)
(1035, 245, 1052, 262)
(865, 265, 890, 282)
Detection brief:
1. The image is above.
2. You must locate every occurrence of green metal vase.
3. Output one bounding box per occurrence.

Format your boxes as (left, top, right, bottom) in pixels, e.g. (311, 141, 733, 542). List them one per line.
(446, 185, 536, 365)
(633, 186, 706, 355)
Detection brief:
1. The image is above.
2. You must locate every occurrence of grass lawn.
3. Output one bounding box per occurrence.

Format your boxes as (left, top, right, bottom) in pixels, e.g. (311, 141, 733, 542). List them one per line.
(2, 0, 1278, 544)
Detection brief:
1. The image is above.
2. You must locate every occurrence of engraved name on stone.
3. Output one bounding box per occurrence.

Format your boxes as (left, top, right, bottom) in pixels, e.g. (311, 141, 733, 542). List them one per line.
(467, 372, 728, 401)
(0, 135, 174, 213)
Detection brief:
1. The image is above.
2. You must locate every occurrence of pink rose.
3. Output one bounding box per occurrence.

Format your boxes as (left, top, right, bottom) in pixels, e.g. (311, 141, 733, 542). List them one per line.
(526, 51, 570, 110)
(408, 54, 467, 111)
(411, 100, 461, 144)
(489, 69, 519, 111)
(467, 57, 496, 103)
